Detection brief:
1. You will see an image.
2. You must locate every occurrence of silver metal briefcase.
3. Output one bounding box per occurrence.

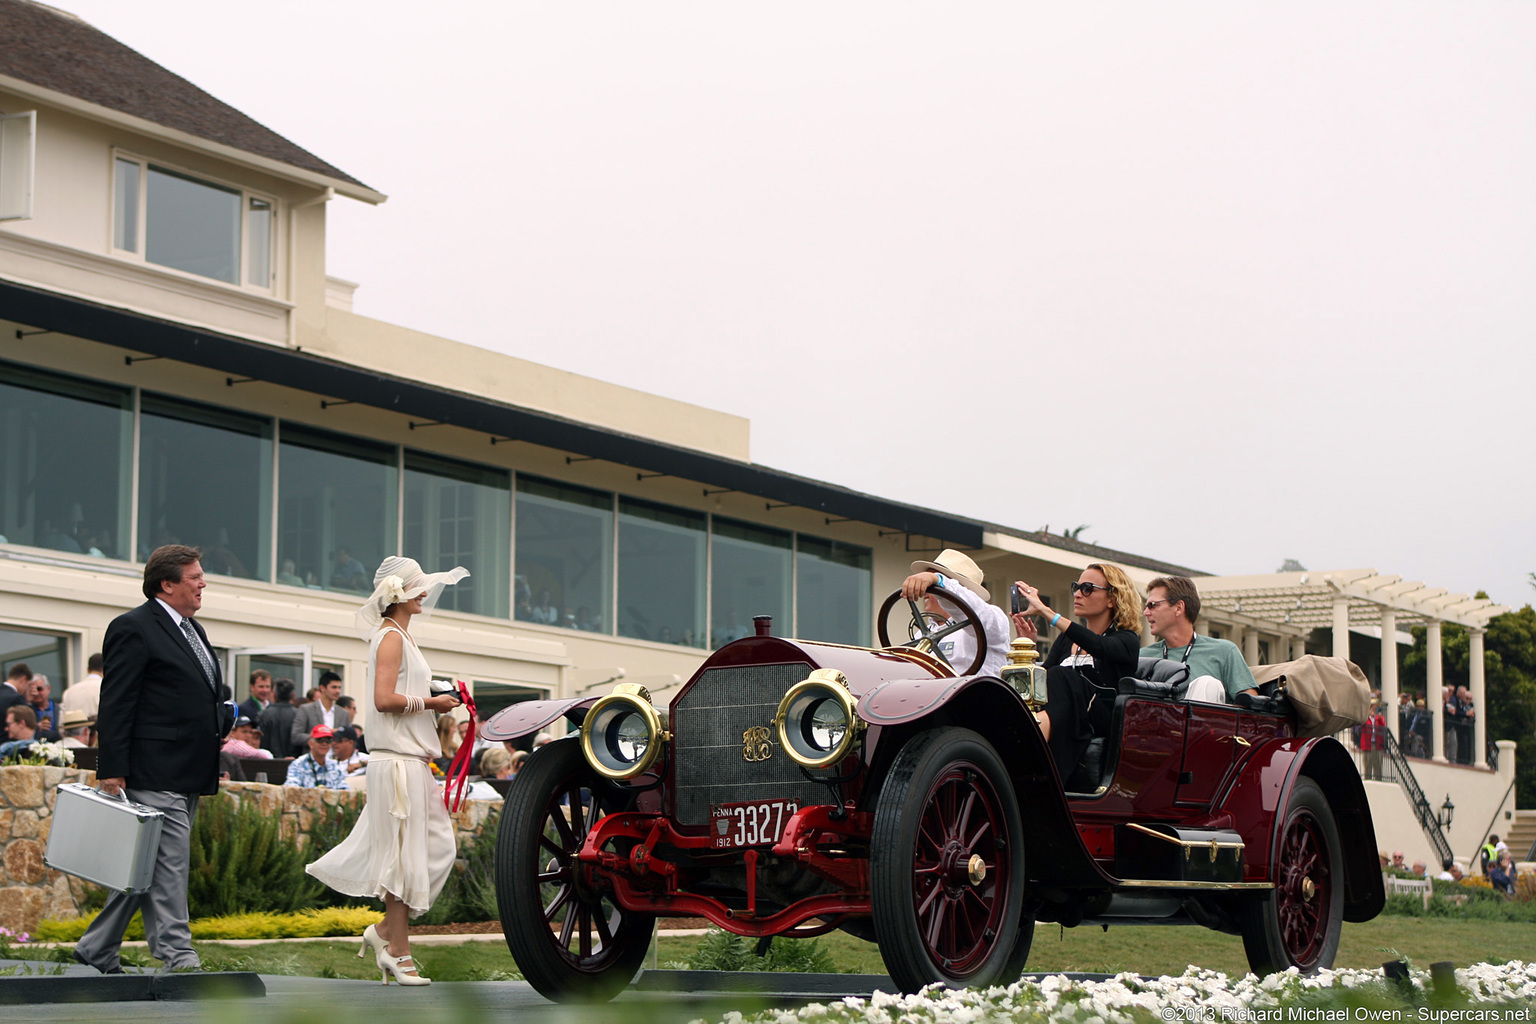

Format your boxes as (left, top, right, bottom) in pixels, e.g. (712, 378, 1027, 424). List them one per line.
(44, 783, 164, 894)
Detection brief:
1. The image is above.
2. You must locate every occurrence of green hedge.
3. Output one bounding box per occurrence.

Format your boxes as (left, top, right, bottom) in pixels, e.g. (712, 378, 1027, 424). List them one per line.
(35, 907, 383, 943)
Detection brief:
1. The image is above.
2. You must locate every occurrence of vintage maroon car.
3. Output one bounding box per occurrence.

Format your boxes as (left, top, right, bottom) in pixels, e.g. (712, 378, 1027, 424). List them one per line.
(483, 589, 1384, 1001)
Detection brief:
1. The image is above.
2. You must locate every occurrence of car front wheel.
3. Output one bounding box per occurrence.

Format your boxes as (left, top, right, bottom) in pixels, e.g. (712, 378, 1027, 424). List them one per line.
(494, 738, 654, 1001)
(870, 727, 1027, 992)
(1239, 776, 1344, 975)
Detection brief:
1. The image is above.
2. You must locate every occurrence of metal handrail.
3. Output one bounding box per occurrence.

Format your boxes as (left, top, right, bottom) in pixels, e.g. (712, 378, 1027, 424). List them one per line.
(1379, 727, 1455, 869)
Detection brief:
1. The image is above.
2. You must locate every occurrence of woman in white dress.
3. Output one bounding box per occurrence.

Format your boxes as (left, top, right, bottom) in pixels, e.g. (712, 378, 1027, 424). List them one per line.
(306, 556, 468, 985)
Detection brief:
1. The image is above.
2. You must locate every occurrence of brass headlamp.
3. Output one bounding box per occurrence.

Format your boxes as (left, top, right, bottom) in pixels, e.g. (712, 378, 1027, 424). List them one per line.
(1000, 636, 1048, 711)
(774, 668, 864, 769)
(580, 683, 669, 780)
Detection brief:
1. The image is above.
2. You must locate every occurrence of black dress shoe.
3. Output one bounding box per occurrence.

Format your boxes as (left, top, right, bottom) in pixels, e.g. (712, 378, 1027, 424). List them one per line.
(71, 949, 125, 974)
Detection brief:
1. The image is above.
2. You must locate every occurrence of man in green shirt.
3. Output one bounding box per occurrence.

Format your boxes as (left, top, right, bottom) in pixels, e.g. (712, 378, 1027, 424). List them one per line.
(1140, 576, 1257, 704)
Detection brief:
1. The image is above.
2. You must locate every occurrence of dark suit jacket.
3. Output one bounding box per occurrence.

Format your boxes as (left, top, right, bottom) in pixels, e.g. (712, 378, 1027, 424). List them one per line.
(97, 600, 223, 795)
(289, 700, 351, 755)
(237, 697, 266, 722)
(0, 684, 24, 714)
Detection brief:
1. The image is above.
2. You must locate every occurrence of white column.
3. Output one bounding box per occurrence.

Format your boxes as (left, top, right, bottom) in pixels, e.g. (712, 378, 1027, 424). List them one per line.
(1427, 621, 1446, 762)
(1243, 628, 1260, 667)
(1380, 609, 1398, 741)
(1332, 599, 1351, 659)
(1290, 635, 1308, 661)
(1470, 628, 1487, 768)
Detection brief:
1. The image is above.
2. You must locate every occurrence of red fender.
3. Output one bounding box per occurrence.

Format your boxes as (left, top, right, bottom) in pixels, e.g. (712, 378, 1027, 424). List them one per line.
(481, 697, 598, 742)
(1216, 735, 1384, 922)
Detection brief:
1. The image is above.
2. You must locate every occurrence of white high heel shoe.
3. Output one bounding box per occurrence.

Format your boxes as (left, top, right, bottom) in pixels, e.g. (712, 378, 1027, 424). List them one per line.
(357, 923, 387, 960)
(377, 947, 431, 986)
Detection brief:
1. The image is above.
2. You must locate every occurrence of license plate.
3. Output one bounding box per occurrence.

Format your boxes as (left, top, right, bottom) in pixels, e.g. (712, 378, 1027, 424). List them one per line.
(709, 799, 799, 849)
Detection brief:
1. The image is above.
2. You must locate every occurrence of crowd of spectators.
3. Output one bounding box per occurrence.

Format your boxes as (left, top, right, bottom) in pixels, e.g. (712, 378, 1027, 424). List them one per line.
(2, 658, 535, 798)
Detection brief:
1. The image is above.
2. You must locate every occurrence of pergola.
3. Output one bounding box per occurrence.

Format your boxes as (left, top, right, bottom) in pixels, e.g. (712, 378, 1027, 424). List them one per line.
(1197, 570, 1508, 766)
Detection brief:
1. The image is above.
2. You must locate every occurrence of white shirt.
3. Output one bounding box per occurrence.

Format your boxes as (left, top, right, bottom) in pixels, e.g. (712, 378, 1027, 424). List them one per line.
(61, 673, 102, 719)
(156, 598, 216, 667)
(930, 574, 1011, 676)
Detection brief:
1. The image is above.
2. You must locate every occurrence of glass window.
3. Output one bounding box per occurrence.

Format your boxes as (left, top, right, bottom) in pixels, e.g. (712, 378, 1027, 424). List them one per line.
(0, 361, 131, 559)
(514, 476, 611, 632)
(113, 157, 139, 251)
(247, 198, 272, 288)
(404, 451, 510, 618)
(0, 627, 67, 701)
(279, 425, 397, 595)
(618, 498, 705, 647)
(711, 518, 791, 648)
(796, 536, 872, 646)
(145, 165, 241, 283)
(138, 396, 272, 578)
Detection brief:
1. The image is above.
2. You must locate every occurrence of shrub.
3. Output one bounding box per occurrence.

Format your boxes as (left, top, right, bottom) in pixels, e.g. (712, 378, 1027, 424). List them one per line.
(33, 911, 144, 943)
(188, 794, 324, 917)
(35, 907, 380, 943)
(684, 928, 837, 973)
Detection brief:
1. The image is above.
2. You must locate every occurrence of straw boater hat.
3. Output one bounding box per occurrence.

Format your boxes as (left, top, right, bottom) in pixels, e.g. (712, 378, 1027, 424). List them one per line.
(60, 709, 91, 730)
(909, 548, 989, 601)
(354, 556, 469, 639)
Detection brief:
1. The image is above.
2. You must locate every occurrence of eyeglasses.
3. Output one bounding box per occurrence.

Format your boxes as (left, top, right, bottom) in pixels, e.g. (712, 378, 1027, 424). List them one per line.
(1144, 599, 1169, 611)
(1070, 582, 1114, 596)
(312, 737, 333, 745)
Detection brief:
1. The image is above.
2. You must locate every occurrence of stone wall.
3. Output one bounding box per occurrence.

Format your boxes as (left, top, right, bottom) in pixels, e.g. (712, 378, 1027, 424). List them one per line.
(0, 766, 499, 935)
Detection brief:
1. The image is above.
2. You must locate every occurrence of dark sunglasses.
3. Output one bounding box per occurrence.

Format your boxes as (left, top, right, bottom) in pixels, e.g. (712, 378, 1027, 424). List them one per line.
(1070, 582, 1114, 596)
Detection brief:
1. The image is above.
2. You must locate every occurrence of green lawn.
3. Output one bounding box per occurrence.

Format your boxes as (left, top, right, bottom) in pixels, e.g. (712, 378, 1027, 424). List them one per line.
(15, 917, 1535, 981)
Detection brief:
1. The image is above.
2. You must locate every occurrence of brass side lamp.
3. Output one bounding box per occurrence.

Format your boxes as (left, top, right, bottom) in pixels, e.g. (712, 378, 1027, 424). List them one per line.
(1000, 636, 1048, 711)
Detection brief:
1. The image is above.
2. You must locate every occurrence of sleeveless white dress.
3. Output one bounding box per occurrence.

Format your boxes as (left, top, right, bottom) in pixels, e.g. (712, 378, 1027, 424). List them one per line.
(305, 625, 456, 916)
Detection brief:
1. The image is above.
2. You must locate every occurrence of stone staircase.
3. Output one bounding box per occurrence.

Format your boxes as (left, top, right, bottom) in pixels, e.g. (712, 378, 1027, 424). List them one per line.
(1505, 810, 1536, 862)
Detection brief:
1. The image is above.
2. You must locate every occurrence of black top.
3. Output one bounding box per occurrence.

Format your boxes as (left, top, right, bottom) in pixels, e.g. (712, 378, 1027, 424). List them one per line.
(98, 600, 223, 795)
(1041, 623, 1141, 689)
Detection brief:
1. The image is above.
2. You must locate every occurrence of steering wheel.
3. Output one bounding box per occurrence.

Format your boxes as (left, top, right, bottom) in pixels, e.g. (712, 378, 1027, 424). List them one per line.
(876, 584, 987, 676)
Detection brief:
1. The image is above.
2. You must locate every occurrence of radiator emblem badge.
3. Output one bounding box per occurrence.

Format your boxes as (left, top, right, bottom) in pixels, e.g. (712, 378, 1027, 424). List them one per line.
(742, 725, 773, 762)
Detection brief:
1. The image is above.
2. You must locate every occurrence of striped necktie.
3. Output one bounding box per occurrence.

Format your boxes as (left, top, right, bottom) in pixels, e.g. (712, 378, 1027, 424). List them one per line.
(180, 618, 216, 688)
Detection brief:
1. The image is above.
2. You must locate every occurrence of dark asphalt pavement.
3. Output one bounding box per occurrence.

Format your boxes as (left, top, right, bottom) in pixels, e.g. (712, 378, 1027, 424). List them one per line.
(0, 960, 891, 1024)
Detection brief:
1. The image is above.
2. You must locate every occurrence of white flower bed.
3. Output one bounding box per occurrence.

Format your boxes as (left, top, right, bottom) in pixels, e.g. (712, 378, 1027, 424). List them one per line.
(694, 962, 1536, 1024)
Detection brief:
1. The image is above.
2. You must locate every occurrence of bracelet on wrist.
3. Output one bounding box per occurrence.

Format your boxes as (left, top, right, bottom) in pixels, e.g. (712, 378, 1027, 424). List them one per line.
(1050, 613, 1062, 629)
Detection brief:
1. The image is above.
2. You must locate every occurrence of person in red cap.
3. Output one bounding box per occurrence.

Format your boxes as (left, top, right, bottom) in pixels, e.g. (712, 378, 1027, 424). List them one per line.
(284, 724, 347, 788)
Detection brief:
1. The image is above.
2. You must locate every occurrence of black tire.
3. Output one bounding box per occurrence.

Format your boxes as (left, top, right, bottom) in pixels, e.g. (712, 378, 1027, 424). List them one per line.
(1239, 777, 1344, 976)
(870, 728, 1027, 992)
(495, 738, 654, 1002)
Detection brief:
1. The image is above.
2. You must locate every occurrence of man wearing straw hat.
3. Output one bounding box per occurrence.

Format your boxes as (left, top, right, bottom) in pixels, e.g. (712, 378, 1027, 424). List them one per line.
(900, 548, 1011, 675)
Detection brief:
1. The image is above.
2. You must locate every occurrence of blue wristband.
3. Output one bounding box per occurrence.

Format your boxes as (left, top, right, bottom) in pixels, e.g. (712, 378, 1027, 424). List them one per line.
(1050, 613, 1061, 629)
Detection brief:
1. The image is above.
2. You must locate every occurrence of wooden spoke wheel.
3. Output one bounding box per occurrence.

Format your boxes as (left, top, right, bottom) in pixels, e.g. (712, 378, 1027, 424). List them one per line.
(495, 738, 654, 1001)
(1240, 777, 1343, 975)
(871, 728, 1027, 992)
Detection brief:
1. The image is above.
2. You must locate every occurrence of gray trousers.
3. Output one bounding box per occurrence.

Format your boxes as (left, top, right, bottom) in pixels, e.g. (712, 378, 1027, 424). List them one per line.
(74, 790, 200, 971)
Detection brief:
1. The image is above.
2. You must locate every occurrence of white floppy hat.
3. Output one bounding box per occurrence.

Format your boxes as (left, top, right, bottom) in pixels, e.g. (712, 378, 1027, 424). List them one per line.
(910, 548, 989, 601)
(355, 556, 469, 638)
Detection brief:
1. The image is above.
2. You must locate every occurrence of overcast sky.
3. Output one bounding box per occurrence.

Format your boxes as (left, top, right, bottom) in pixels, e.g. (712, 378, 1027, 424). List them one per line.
(61, 1, 1536, 611)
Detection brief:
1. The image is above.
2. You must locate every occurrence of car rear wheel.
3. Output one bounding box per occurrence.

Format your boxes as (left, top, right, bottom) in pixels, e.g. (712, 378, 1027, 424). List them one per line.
(495, 738, 654, 1001)
(1239, 776, 1343, 976)
(870, 727, 1027, 992)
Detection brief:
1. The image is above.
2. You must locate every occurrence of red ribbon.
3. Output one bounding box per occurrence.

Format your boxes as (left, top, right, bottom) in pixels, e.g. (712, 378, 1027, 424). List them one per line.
(443, 679, 478, 813)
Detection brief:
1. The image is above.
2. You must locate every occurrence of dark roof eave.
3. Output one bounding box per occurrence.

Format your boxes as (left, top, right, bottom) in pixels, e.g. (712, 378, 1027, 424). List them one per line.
(0, 278, 983, 547)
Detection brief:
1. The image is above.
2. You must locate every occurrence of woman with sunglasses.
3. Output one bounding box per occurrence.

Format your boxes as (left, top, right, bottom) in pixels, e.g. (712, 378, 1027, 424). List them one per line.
(1011, 563, 1142, 778)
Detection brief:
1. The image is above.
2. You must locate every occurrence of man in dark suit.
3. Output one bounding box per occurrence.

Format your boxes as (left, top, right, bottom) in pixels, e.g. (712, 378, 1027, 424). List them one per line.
(237, 669, 272, 722)
(74, 545, 226, 974)
(0, 663, 30, 714)
(289, 669, 350, 755)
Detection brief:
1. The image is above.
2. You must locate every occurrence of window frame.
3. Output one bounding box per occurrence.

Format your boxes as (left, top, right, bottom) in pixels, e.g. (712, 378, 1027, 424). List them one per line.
(109, 149, 278, 293)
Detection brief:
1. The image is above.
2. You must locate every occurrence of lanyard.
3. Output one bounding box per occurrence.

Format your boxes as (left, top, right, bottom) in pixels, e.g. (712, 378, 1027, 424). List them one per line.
(1162, 633, 1197, 665)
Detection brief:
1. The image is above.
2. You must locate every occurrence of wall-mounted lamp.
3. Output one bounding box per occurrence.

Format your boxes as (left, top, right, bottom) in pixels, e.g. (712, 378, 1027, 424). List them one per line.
(1438, 795, 1455, 831)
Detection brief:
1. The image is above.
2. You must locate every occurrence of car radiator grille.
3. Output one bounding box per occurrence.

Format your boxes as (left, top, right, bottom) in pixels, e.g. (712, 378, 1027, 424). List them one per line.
(672, 662, 830, 826)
